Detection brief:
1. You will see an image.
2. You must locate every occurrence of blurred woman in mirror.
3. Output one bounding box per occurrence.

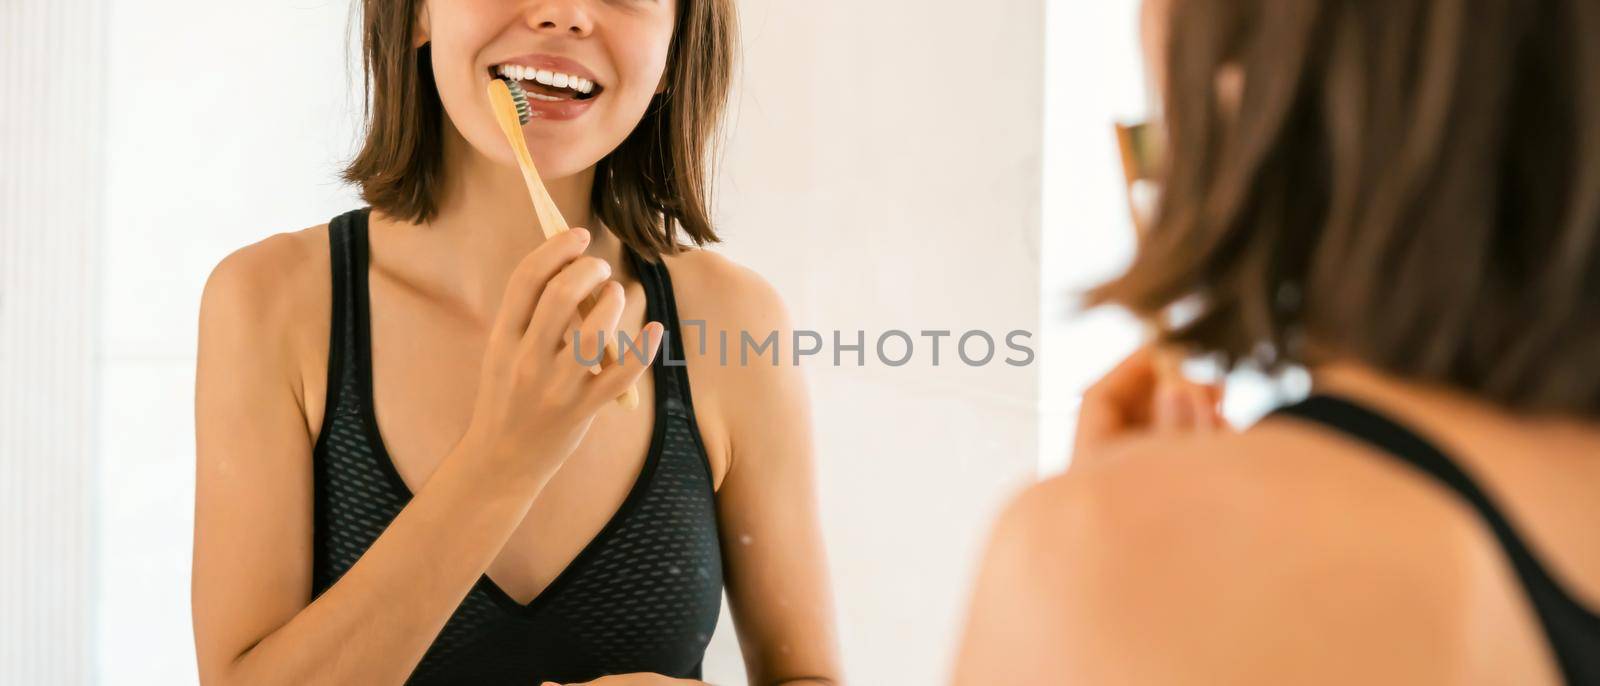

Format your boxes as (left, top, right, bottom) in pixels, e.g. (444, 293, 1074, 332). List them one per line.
(955, 0, 1600, 683)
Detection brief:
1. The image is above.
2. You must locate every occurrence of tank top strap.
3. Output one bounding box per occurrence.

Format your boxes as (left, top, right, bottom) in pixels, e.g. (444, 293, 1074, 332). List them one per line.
(321, 208, 371, 429)
(623, 246, 699, 423)
(1271, 394, 1600, 684)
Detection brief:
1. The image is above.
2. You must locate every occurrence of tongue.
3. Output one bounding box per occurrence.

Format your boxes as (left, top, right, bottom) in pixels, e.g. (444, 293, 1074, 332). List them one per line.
(524, 79, 578, 100)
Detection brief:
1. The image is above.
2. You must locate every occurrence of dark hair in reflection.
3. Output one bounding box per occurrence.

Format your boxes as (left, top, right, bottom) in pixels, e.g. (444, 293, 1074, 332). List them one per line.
(1093, 0, 1600, 415)
(340, 0, 736, 258)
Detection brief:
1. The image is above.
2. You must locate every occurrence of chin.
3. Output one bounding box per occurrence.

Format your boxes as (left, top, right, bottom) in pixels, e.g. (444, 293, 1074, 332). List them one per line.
(524, 146, 600, 182)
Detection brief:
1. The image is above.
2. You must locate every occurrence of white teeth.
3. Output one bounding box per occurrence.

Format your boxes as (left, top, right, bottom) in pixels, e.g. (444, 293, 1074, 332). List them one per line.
(494, 64, 597, 95)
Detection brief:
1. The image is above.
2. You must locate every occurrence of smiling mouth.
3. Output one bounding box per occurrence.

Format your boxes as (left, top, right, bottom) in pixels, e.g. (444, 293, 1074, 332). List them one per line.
(489, 64, 602, 102)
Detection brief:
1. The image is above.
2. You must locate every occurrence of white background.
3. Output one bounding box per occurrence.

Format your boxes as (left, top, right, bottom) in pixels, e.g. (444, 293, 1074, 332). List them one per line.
(2, 0, 1178, 684)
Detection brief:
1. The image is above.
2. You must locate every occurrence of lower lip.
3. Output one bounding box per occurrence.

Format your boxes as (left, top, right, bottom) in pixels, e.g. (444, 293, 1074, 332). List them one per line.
(521, 90, 596, 122)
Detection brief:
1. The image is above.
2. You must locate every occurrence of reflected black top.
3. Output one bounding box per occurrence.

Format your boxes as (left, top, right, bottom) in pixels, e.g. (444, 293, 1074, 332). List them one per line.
(311, 208, 723, 685)
(1272, 395, 1600, 685)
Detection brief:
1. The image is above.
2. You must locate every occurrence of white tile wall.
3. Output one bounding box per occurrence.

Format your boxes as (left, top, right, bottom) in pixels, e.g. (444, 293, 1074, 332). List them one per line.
(95, 361, 197, 682)
(97, 2, 364, 682)
(715, 1, 1046, 681)
(1, 1, 106, 683)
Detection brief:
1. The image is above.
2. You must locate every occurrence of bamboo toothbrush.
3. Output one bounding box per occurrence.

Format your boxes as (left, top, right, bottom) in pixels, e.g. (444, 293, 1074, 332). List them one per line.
(489, 77, 641, 410)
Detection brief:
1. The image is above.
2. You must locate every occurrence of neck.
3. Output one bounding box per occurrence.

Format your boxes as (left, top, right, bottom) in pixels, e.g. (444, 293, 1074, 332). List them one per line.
(432, 115, 597, 239)
(375, 114, 627, 320)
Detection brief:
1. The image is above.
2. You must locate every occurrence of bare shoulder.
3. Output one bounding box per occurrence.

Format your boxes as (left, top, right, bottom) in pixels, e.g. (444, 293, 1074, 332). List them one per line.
(1009, 426, 1490, 595)
(658, 247, 792, 332)
(201, 223, 330, 325)
(988, 426, 1503, 681)
(1015, 424, 1486, 552)
(199, 223, 333, 418)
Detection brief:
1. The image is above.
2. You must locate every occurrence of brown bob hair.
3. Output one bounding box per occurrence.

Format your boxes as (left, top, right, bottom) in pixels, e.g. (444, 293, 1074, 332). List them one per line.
(341, 0, 737, 258)
(1093, 0, 1600, 416)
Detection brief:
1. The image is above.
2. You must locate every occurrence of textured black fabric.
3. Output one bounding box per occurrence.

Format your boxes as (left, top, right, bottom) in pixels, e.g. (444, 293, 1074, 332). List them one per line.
(1272, 395, 1600, 685)
(311, 208, 724, 685)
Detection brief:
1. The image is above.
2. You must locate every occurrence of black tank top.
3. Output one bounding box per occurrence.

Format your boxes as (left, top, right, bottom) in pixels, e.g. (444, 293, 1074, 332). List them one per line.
(311, 208, 724, 684)
(1272, 395, 1600, 685)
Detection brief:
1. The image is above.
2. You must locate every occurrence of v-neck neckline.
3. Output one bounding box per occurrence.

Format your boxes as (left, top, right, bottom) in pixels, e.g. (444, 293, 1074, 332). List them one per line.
(347, 208, 671, 616)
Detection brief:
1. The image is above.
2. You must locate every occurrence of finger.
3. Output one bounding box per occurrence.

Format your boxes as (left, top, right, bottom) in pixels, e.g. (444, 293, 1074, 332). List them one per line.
(1075, 347, 1158, 458)
(1205, 383, 1231, 429)
(523, 256, 613, 357)
(1152, 378, 1190, 431)
(564, 280, 625, 372)
(585, 321, 663, 405)
(488, 228, 590, 350)
(1084, 345, 1160, 410)
(1076, 346, 1160, 451)
(1186, 384, 1218, 433)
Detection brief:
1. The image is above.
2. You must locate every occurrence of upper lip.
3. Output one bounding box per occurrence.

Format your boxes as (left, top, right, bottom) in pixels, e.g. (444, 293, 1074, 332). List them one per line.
(489, 53, 603, 88)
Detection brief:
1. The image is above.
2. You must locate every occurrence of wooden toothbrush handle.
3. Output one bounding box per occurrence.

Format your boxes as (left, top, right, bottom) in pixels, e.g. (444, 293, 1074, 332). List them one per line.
(511, 144, 639, 410)
(487, 79, 639, 408)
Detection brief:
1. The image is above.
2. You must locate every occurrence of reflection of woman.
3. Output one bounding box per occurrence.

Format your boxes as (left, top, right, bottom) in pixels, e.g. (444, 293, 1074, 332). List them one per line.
(191, 2, 840, 684)
(956, 0, 1600, 683)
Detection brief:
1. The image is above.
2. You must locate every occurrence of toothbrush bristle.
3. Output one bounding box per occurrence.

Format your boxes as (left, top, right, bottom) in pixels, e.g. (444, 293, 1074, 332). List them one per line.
(501, 77, 532, 125)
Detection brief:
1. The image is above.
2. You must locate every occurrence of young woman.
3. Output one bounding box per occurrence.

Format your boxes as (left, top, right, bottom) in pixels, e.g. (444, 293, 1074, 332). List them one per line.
(191, 2, 840, 684)
(956, 0, 1600, 683)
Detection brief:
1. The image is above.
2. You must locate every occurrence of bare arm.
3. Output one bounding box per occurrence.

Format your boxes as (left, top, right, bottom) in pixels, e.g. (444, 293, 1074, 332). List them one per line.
(720, 361, 842, 686)
(949, 481, 1084, 685)
(192, 229, 651, 685)
(682, 259, 843, 686)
